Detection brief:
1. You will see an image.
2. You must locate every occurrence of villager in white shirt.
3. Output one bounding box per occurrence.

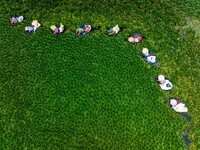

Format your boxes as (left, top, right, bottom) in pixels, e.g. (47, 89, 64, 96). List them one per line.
(107, 24, 120, 35)
(169, 98, 188, 113)
(157, 74, 173, 90)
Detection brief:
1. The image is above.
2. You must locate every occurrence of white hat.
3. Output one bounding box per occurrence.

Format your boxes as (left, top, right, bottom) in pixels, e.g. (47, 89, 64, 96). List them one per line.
(158, 75, 166, 84)
(142, 48, 149, 55)
(170, 99, 177, 107)
(158, 75, 165, 81)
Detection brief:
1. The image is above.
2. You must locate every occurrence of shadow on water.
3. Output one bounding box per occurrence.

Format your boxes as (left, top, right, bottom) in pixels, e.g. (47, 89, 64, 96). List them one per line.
(180, 112, 191, 149)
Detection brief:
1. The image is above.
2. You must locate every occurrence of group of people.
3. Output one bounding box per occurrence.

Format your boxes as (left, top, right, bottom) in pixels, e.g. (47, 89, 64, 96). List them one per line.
(109, 27, 189, 118)
(10, 15, 189, 118)
(106, 24, 189, 116)
(157, 75, 189, 114)
(10, 16, 92, 35)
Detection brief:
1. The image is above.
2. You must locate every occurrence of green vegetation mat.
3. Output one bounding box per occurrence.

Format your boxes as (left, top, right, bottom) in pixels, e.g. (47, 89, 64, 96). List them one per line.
(0, 0, 199, 149)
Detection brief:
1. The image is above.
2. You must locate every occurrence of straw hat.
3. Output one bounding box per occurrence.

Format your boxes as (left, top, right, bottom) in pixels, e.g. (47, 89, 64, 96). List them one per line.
(32, 20, 38, 26)
(170, 99, 177, 106)
(128, 37, 134, 42)
(50, 25, 56, 30)
(142, 48, 149, 55)
(32, 20, 41, 28)
(157, 75, 166, 84)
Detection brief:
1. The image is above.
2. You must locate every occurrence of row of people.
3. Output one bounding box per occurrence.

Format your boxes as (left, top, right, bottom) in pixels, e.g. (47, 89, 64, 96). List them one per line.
(10, 16, 142, 41)
(10, 16, 93, 35)
(10, 17, 150, 64)
(10, 16, 188, 116)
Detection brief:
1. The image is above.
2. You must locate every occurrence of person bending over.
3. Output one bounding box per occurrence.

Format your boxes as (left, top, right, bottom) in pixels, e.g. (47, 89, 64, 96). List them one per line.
(156, 74, 173, 90)
(25, 20, 41, 33)
(141, 48, 156, 64)
(169, 98, 188, 113)
(76, 24, 92, 35)
(107, 24, 120, 36)
(10, 16, 24, 24)
(50, 23, 65, 34)
(128, 33, 143, 44)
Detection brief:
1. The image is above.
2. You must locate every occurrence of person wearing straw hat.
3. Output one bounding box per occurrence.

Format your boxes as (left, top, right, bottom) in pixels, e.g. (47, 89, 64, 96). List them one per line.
(166, 98, 191, 122)
(107, 24, 120, 35)
(10, 16, 24, 24)
(169, 98, 188, 113)
(76, 24, 92, 35)
(50, 23, 65, 34)
(25, 20, 41, 33)
(128, 33, 143, 44)
(157, 74, 173, 90)
(141, 48, 156, 64)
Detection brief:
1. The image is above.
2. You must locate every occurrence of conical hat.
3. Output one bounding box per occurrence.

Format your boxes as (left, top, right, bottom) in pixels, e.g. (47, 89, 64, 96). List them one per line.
(128, 37, 134, 42)
(50, 25, 56, 30)
(170, 99, 177, 106)
(32, 20, 38, 26)
(158, 75, 165, 81)
(142, 48, 149, 55)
